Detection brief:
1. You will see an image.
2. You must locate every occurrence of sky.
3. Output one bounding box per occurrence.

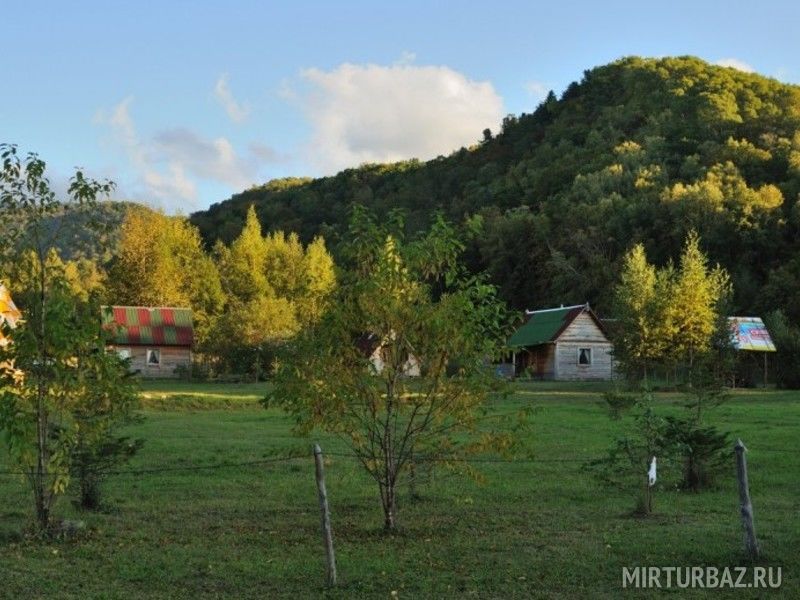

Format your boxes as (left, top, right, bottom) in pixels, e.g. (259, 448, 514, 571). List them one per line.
(2, 0, 799, 214)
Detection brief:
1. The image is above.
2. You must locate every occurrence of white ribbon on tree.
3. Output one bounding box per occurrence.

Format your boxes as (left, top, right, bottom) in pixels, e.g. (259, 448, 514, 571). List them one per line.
(648, 456, 657, 486)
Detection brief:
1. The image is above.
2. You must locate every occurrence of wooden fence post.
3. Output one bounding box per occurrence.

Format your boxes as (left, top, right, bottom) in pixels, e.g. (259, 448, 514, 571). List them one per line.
(734, 439, 759, 559)
(313, 444, 337, 586)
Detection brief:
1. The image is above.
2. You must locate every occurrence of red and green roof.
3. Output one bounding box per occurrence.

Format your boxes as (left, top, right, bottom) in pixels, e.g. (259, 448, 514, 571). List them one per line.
(102, 306, 193, 347)
(509, 304, 603, 347)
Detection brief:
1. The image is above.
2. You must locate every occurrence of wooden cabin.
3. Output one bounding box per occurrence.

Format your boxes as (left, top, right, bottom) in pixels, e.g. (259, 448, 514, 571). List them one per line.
(102, 306, 193, 379)
(0, 284, 21, 349)
(357, 332, 421, 377)
(508, 303, 614, 381)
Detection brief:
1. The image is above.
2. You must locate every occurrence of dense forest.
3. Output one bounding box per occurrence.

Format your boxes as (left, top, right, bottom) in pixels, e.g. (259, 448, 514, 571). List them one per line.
(191, 56, 800, 321)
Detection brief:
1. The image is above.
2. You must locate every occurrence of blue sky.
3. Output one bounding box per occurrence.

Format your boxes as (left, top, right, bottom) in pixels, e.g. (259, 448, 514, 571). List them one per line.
(2, 0, 798, 213)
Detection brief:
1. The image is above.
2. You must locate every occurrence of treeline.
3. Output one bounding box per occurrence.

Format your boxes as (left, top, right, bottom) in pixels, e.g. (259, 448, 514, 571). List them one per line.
(8, 56, 800, 384)
(1, 204, 336, 379)
(191, 56, 800, 326)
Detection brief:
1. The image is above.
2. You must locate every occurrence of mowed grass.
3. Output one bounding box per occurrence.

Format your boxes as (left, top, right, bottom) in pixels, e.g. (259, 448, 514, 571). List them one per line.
(0, 381, 798, 599)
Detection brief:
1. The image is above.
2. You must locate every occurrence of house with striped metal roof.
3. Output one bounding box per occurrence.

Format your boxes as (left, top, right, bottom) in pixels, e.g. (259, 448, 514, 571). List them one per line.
(508, 303, 614, 380)
(102, 306, 193, 378)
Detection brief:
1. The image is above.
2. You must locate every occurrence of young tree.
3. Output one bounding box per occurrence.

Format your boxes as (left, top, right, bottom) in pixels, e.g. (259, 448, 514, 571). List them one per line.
(667, 231, 731, 367)
(268, 208, 523, 530)
(0, 144, 138, 531)
(69, 325, 142, 510)
(587, 391, 672, 515)
(614, 244, 662, 380)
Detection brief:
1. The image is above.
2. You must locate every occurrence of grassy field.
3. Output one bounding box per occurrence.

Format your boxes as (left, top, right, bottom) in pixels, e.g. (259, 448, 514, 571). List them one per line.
(0, 381, 797, 598)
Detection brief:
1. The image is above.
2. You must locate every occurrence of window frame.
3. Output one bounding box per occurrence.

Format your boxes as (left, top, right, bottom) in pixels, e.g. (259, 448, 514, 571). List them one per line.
(146, 348, 161, 367)
(578, 347, 592, 366)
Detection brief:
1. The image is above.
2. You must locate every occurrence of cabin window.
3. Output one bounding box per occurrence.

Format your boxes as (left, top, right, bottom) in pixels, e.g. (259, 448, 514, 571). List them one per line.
(578, 348, 592, 366)
(147, 349, 161, 366)
(117, 348, 131, 360)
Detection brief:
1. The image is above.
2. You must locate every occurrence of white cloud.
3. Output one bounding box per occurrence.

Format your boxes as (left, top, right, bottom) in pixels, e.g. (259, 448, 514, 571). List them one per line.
(96, 98, 275, 210)
(296, 62, 504, 173)
(96, 97, 196, 204)
(524, 80, 550, 102)
(214, 74, 251, 123)
(714, 58, 755, 73)
(152, 128, 253, 189)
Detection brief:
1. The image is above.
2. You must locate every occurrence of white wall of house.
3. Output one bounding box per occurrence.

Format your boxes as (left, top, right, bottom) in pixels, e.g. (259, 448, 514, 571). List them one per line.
(112, 345, 191, 379)
(369, 347, 421, 377)
(554, 312, 615, 380)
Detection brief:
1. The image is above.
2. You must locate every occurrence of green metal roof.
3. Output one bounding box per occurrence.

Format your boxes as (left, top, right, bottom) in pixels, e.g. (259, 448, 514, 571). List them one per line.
(508, 305, 585, 347)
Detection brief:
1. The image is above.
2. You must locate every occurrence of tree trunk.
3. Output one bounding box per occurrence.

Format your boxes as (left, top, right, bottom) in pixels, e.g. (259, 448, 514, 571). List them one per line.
(381, 478, 397, 531)
(35, 488, 50, 531)
(34, 249, 52, 532)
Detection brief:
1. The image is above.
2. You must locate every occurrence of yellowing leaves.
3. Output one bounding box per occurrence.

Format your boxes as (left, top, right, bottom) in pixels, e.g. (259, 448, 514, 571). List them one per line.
(662, 162, 783, 226)
(615, 232, 730, 374)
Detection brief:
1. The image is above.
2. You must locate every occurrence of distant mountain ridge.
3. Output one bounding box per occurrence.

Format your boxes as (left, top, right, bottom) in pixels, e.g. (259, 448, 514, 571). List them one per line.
(189, 56, 800, 319)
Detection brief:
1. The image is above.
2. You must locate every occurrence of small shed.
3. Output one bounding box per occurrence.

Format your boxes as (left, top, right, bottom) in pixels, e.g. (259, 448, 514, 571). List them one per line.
(508, 303, 614, 380)
(102, 306, 193, 378)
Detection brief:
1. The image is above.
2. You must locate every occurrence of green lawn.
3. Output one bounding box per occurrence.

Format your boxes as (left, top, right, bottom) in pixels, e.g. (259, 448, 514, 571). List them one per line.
(0, 381, 797, 598)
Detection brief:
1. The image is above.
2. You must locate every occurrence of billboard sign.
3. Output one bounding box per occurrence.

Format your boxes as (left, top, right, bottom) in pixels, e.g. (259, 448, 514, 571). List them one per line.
(728, 317, 776, 352)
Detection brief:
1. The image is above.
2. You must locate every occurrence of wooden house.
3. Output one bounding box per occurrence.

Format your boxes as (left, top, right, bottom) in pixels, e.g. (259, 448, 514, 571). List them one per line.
(102, 306, 193, 378)
(508, 303, 614, 381)
(357, 332, 421, 377)
(0, 284, 21, 349)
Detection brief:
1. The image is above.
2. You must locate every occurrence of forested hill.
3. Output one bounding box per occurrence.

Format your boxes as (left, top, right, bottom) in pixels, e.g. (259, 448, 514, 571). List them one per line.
(190, 56, 800, 320)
